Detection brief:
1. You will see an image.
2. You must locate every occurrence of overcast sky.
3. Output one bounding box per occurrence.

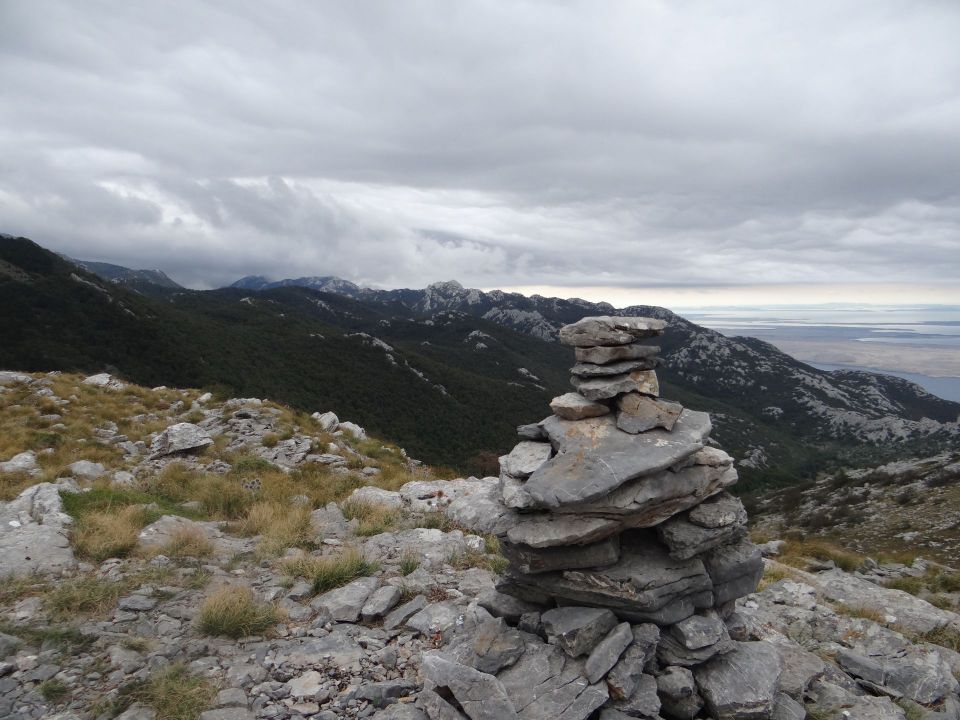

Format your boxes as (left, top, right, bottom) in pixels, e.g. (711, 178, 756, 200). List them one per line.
(2, 1, 959, 305)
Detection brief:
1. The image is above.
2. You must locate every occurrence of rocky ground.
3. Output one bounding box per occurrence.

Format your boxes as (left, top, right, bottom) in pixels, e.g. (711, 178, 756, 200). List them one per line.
(1, 371, 959, 719)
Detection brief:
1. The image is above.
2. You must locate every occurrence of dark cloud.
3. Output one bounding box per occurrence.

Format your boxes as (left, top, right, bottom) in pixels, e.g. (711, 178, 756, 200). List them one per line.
(0, 0, 958, 298)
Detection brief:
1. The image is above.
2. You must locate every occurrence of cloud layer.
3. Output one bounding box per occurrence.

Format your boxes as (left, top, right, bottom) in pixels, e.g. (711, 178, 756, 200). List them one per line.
(1, 0, 959, 300)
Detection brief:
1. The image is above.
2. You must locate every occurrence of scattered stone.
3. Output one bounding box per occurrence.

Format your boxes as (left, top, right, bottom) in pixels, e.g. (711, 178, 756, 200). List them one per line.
(312, 410, 339, 432)
(67, 459, 106, 479)
(313, 576, 379, 622)
(0, 450, 39, 475)
(361, 585, 402, 621)
(583, 621, 633, 683)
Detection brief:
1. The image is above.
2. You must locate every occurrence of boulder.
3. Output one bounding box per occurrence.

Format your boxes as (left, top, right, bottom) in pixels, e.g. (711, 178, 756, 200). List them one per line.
(465, 618, 526, 675)
(312, 411, 339, 432)
(558, 316, 666, 347)
(313, 576, 379, 622)
(420, 653, 518, 720)
(499, 472, 536, 510)
(82, 373, 126, 390)
(570, 369, 659, 401)
(703, 540, 764, 606)
(656, 666, 703, 720)
(549, 393, 611, 421)
(694, 642, 782, 720)
(517, 423, 547, 441)
(339, 421, 367, 440)
(524, 411, 712, 508)
(499, 442, 552, 479)
(0, 482, 76, 577)
(687, 492, 747, 529)
(0, 451, 39, 475)
(615, 394, 683, 434)
(656, 513, 747, 560)
(67, 460, 106, 479)
(150, 422, 213, 458)
(446, 479, 517, 535)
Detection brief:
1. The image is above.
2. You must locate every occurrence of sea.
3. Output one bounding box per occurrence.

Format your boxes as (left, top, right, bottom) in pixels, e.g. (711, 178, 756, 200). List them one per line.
(679, 304, 960, 403)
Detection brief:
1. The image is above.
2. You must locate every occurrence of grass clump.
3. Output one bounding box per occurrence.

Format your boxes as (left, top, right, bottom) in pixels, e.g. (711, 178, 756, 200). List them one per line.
(914, 625, 960, 652)
(0, 472, 36, 501)
(341, 499, 400, 536)
(39, 679, 70, 703)
(399, 552, 420, 576)
(72, 505, 148, 561)
(44, 576, 126, 618)
(161, 527, 214, 559)
(130, 662, 216, 720)
(196, 586, 280, 638)
(282, 547, 379, 594)
(833, 603, 887, 623)
(232, 502, 314, 555)
(779, 539, 864, 572)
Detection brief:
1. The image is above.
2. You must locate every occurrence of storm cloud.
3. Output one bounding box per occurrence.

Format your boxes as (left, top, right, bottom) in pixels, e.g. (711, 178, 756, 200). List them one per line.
(1, 1, 958, 301)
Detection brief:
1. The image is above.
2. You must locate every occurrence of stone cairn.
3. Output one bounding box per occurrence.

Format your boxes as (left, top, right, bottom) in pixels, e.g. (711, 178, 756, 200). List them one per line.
(487, 316, 770, 719)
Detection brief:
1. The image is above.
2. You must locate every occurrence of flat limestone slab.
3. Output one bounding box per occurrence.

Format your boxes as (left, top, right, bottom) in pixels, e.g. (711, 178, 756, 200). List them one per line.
(525, 411, 711, 508)
(575, 343, 660, 365)
(559, 316, 666, 347)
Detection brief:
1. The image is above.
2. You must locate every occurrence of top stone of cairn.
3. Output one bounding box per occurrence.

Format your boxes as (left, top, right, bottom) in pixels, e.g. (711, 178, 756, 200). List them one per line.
(558, 316, 666, 347)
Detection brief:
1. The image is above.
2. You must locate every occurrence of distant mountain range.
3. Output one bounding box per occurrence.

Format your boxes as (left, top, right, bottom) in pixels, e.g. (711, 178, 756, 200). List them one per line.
(70, 258, 183, 290)
(3, 234, 958, 489)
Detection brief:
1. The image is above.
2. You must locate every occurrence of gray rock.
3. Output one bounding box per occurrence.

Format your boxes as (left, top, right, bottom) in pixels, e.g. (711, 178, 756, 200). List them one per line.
(657, 625, 735, 667)
(313, 576, 379, 622)
(695, 642, 782, 720)
(355, 679, 417, 708)
(362, 585, 402, 621)
(571, 358, 659, 377)
(270, 632, 366, 671)
(657, 514, 746, 560)
(771, 693, 805, 720)
(477, 590, 542, 623)
(83, 372, 126, 390)
(0, 482, 76, 577)
(407, 601, 468, 638)
(506, 515, 621, 548)
(287, 669, 327, 698)
(115, 706, 157, 720)
(67, 459, 106, 479)
(670, 614, 726, 650)
(383, 594, 428, 630)
(615, 393, 683, 434)
(371, 705, 428, 720)
(215, 688, 248, 707)
(199, 710, 254, 720)
(339, 421, 367, 440)
(118, 594, 157, 612)
(0, 451, 39, 475)
(558, 316, 666, 347)
(656, 666, 703, 720)
(517, 423, 548, 441)
(312, 410, 339, 432)
(549, 392, 611, 421)
(606, 673, 660, 718)
(571, 369, 659, 401)
(447, 478, 518, 534)
(501, 534, 714, 624)
(0, 632, 20, 659)
(584, 622, 633, 683)
(501, 535, 620, 574)
(541, 607, 618, 658)
(500, 472, 536, 510)
(500, 442, 553, 479)
(525, 411, 712, 508)
(416, 688, 470, 719)
(150, 422, 213, 458)
(468, 618, 526, 674)
(703, 540, 764, 606)
(575, 342, 660, 365)
(421, 652, 518, 719)
(606, 636, 649, 701)
(688, 492, 747, 529)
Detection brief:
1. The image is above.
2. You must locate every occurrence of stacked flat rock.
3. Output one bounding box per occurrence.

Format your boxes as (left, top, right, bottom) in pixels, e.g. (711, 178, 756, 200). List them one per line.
(488, 316, 771, 720)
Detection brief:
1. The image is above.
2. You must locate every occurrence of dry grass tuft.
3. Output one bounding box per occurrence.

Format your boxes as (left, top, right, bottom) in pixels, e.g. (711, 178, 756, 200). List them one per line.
(44, 576, 126, 618)
(196, 585, 280, 638)
(778, 539, 864, 572)
(161, 527, 214, 559)
(833, 603, 887, 623)
(72, 505, 148, 561)
(131, 662, 216, 720)
(341, 499, 400, 536)
(281, 547, 379, 594)
(232, 502, 314, 555)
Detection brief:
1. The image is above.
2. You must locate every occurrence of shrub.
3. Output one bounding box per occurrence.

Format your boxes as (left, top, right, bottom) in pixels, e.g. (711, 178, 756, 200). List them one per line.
(196, 586, 280, 638)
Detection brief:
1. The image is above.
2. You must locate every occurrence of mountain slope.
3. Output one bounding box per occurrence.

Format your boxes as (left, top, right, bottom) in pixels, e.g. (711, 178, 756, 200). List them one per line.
(3, 234, 958, 488)
(72, 259, 183, 290)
